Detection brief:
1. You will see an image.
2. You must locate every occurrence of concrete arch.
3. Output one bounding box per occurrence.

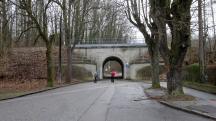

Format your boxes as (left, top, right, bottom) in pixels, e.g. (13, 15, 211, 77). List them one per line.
(98, 53, 127, 79)
(102, 56, 124, 79)
(73, 47, 149, 79)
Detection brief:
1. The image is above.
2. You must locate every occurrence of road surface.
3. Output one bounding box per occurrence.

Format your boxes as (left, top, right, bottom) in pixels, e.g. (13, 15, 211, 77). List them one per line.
(0, 80, 213, 121)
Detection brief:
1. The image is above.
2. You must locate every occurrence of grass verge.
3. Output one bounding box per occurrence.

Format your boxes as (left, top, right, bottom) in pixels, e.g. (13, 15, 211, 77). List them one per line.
(183, 81, 216, 94)
(0, 91, 27, 100)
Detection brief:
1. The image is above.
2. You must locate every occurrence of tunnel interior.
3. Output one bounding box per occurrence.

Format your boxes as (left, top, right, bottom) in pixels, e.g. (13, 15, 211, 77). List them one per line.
(102, 56, 124, 79)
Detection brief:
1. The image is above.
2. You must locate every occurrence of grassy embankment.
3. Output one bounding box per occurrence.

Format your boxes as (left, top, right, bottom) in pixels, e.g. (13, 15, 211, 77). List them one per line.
(182, 63, 216, 94)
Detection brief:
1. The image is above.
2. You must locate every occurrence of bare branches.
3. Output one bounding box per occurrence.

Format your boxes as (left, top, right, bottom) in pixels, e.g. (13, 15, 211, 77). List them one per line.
(126, 0, 150, 40)
(15, 26, 37, 43)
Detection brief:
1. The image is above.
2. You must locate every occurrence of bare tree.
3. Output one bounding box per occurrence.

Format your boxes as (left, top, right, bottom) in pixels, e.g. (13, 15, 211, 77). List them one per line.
(210, 0, 216, 61)
(198, 0, 207, 83)
(54, 0, 75, 82)
(126, 0, 193, 95)
(126, 0, 161, 88)
(0, 0, 10, 56)
(14, 0, 56, 87)
(156, 0, 193, 95)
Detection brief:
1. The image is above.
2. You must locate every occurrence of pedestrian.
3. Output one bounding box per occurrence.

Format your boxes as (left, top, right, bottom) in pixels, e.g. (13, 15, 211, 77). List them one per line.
(111, 70, 116, 83)
(94, 71, 98, 83)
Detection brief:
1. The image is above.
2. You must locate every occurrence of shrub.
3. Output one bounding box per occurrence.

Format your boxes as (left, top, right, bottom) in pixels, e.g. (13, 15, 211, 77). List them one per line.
(182, 63, 200, 83)
(56, 65, 93, 81)
(136, 65, 166, 80)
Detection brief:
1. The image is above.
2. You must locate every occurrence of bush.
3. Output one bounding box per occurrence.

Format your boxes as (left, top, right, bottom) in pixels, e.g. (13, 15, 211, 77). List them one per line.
(206, 65, 216, 85)
(182, 63, 200, 83)
(56, 65, 93, 81)
(182, 64, 216, 85)
(136, 65, 166, 80)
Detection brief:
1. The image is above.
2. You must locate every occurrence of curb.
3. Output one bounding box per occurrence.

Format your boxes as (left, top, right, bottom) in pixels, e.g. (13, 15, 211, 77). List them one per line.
(159, 101, 216, 120)
(0, 81, 85, 102)
(143, 87, 216, 120)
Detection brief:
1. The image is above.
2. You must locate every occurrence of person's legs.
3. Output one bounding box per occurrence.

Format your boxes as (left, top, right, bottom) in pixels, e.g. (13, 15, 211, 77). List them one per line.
(111, 77, 114, 83)
(94, 76, 97, 83)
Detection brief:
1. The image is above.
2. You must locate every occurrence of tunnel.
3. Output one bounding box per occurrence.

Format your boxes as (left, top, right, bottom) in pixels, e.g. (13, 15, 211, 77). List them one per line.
(102, 56, 124, 79)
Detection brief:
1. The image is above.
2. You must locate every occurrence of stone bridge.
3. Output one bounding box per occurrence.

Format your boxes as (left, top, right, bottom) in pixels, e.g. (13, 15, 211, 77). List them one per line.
(73, 43, 156, 80)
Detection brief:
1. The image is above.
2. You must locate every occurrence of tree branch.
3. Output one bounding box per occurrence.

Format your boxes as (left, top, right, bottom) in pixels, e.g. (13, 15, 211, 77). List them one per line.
(15, 26, 37, 43)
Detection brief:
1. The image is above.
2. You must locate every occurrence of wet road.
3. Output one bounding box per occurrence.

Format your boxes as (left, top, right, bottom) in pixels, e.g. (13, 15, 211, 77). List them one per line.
(0, 80, 213, 121)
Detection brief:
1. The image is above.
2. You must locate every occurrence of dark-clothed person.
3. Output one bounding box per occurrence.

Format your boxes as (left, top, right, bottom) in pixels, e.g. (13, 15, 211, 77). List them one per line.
(111, 71, 116, 83)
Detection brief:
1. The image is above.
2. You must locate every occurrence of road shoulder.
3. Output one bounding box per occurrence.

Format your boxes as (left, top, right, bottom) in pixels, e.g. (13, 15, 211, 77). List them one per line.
(143, 85, 216, 120)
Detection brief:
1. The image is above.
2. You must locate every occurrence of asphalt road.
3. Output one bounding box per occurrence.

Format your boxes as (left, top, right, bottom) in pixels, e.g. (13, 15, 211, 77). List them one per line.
(0, 80, 213, 121)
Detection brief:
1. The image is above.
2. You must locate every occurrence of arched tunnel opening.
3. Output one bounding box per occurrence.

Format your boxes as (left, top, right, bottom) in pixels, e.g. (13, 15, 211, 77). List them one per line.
(102, 56, 124, 79)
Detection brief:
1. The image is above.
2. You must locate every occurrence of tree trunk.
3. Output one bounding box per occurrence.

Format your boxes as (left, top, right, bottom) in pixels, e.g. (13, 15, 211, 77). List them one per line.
(198, 0, 206, 83)
(148, 41, 160, 88)
(167, 65, 183, 95)
(62, 0, 73, 83)
(66, 47, 72, 83)
(1, 0, 8, 56)
(209, 0, 216, 61)
(58, 16, 62, 83)
(46, 43, 54, 87)
(166, 28, 189, 95)
(164, 0, 192, 95)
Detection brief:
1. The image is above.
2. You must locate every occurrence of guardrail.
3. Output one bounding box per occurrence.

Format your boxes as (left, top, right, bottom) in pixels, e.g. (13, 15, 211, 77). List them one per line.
(76, 38, 145, 45)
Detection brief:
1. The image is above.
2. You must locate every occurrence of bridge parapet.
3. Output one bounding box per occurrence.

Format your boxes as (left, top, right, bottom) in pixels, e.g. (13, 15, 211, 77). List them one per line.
(77, 38, 145, 45)
(75, 44, 147, 49)
(129, 55, 164, 64)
